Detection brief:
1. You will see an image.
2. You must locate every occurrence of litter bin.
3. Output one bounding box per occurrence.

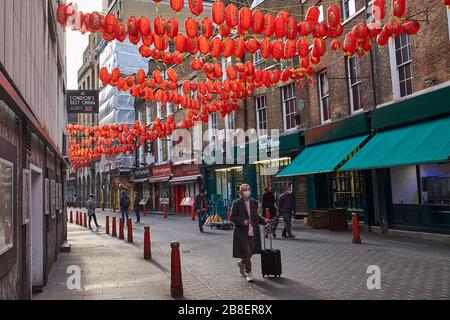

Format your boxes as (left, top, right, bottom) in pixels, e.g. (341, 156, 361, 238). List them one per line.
(310, 209, 329, 229)
(328, 209, 348, 231)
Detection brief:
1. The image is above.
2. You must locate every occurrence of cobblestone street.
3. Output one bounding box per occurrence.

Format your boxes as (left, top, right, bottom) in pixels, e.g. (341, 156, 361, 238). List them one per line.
(33, 209, 450, 300)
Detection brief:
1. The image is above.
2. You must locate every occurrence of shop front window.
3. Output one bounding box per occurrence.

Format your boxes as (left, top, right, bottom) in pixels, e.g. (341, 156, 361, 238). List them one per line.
(256, 158, 292, 201)
(390, 166, 419, 204)
(332, 171, 365, 210)
(420, 163, 450, 206)
(0, 158, 14, 255)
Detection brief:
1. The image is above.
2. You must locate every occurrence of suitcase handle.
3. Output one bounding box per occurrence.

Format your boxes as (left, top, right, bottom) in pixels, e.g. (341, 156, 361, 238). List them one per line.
(262, 222, 273, 251)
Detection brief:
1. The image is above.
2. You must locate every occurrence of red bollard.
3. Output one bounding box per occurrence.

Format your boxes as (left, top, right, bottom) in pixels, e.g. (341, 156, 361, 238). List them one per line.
(352, 212, 362, 244)
(144, 226, 151, 260)
(111, 217, 117, 237)
(70, 210, 73, 224)
(84, 212, 87, 228)
(127, 219, 133, 243)
(170, 241, 183, 298)
(105, 216, 110, 235)
(164, 204, 168, 219)
(119, 218, 124, 240)
(75, 211, 79, 225)
(191, 206, 196, 221)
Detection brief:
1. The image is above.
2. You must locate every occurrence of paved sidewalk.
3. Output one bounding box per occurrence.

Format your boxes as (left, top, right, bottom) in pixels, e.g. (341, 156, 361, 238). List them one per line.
(35, 208, 450, 300)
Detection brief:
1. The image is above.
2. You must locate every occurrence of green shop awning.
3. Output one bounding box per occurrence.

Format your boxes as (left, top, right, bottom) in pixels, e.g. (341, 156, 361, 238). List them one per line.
(340, 116, 450, 171)
(276, 135, 369, 177)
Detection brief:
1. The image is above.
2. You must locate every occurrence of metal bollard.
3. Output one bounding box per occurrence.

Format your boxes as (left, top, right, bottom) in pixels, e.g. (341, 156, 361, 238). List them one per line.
(127, 219, 133, 243)
(84, 212, 87, 228)
(105, 216, 110, 235)
(170, 241, 183, 298)
(70, 210, 73, 224)
(76, 211, 79, 225)
(144, 226, 151, 260)
(119, 218, 124, 240)
(111, 217, 117, 237)
(352, 212, 362, 244)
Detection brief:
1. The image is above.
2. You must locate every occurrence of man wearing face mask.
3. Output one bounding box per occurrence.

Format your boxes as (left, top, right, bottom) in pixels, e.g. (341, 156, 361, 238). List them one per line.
(278, 185, 296, 238)
(230, 184, 269, 282)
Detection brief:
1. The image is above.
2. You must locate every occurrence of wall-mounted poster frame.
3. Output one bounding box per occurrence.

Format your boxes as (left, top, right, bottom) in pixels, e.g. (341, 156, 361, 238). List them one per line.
(0, 158, 14, 256)
(51, 180, 56, 219)
(22, 169, 30, 225)
(45, 178, 49, 215)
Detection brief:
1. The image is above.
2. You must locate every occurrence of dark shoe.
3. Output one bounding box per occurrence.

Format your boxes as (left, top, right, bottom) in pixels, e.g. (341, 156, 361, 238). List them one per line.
(282, 234, 289, 238)
(273, 233, 277, 238)
(265, 234, 268, 239)
(289, 234, 296, 238)
(200, 228, 204, 233)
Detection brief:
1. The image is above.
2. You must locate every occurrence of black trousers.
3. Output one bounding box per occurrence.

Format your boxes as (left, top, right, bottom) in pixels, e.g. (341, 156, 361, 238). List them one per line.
(89, 214, 99, 228)
(241, 236, 256, 274)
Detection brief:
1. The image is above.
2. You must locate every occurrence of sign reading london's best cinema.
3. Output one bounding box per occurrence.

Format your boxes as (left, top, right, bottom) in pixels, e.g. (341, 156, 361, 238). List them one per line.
(67, 90, 99, 113)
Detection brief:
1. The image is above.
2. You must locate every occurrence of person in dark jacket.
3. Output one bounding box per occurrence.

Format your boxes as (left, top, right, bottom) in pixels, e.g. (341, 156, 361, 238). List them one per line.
(262, 186, 277, 237)
(133, 193, 141, 224)
(194, 189, 208, 232)
(86, 194, 101, 230)
(230, 184, 269, 282)
(120, 190, 130, 222)
(278, 185, 296, 238)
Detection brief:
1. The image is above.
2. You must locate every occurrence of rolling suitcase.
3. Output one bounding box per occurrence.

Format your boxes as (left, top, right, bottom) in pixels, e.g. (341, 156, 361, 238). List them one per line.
(261, 225, 282, 278)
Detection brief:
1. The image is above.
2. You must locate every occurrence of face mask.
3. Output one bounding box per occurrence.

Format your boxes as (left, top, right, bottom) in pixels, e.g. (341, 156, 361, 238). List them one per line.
(243, 191, 251, 198)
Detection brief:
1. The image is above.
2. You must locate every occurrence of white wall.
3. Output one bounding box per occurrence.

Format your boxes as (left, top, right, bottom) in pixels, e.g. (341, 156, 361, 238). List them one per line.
(0, 0, 67, 152)
(391, 166, 419, 204)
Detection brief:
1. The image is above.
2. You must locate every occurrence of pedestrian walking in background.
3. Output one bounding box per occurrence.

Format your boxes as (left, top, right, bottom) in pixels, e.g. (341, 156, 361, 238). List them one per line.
(230, 184, 269, 282)
(134, 193, 141, 224)
(120, 190, 130, 222)
(278, 185, 296, 239)
(194, 189, 209, 232)
(86, 194, 100, 230)
(262, 186, 278, 238)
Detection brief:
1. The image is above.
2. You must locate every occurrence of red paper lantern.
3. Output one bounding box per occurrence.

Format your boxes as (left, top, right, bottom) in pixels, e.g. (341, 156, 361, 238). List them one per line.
(167, 18, 179, 38)
(297, 37, 309, 58)
(139, 17, 151, 36)
(105, 15, 117, 34)
(127, 17, 140, 36)
(284, 39, 297, 59)
(201, 18, 214, 38)
(154, 34, 168, 51)
(188, 0, 203, 16)
(170, 0, 184, 13)
(391, 0, 406, 18)
(115, 22, 127, 42)
(298, 21, 312, 37)
(274, 16, 286, 39)
(87, 11, 102, 31)
(154, 16, 166, 36)
(212, 1, 226, 25)
(219, 24, 231, 37)
(305, 6, 320, 27)
(271, 40, 284, 60)
(175, 34, 187, 53)
(56, 3, 69, 25)
(372, 0, 386, 20)
(286, 17, 298, 40)
(353, 23, 369, 39)
(245, 38, 259, 55)
(252, 11, 265, 34)
(234, 38, 245, 58)
(223, 37, 235, 58)
(188, 37, 199, 55)
(259, 38, 272, 59)
(225, 4, 239, 28)
(239, 6, 253, 34)
(263, 14, 275, 38)
(330, 39, 341, 52)
(327, 5, 341, 28)
(198, 36, 210, 55)
(139, 45, 151, 58)
(191, 58, 204, 71)
(377, 31, 389, 46)
(167, 69, 178, 83)
(404, 20, 420, 35)
(210, 37, 223, 58)
(185, 18, 198, 38)
(343, 32, 357, 56)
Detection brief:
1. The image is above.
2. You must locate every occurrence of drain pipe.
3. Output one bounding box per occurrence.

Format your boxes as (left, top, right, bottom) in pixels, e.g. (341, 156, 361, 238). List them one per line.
(364, 0, 378, 108)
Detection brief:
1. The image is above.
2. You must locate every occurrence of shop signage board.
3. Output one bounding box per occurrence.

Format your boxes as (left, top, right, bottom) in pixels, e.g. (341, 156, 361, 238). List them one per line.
(66, 90, 99, 113)
(173, 164, 201, 177)
(139, 198, 149, 205)
(133, 167, 151, 181)
(152, 164, 173, 176)
(160, 198, 170, 205)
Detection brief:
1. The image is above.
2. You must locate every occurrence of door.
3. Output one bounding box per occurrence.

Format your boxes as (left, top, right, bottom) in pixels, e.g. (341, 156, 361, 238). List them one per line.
(30, 164, 43, 292)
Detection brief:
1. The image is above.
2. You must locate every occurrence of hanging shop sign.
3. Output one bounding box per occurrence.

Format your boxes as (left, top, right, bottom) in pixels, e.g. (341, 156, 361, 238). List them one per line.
(133, 166, 151, 182)
(67, 90, 99, 113)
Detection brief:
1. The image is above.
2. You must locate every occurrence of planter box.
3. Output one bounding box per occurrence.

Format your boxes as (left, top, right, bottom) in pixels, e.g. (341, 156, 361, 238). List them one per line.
(328, 209, 348, 231)
(310, 209, 329, 229)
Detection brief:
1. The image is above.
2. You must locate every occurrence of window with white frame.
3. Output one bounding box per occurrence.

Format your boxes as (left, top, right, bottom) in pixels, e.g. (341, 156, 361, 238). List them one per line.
(146, 105, 151, 125)
(319, 70, 331, 123)
(318, 3, 324, 22)
(254, 51, 264, 69)
(342, 0, 356, 20)
(390, 34, 414, 99)
(347, 55, 362, 113)
(208, 113, 218, 145)
(281, 84, 297, 131)
(256, 95, 268, 135)
(225, 111, 235, 141)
